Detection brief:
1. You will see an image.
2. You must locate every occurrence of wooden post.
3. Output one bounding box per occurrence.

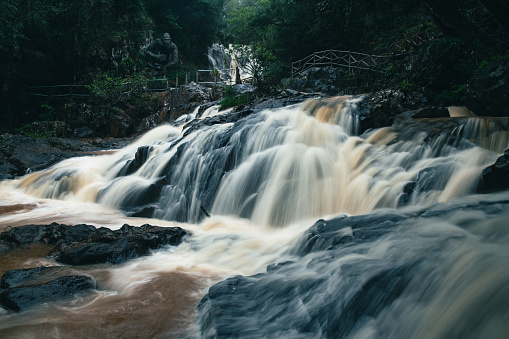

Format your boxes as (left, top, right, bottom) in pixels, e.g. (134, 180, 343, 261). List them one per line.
(348, 51, 351, 73)
(235, 67, 241, 84)
(196, 70, 199, 84)
(185, 72, 188, 84)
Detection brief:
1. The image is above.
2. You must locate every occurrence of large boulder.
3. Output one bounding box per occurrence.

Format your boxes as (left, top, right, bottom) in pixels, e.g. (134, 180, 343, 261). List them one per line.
(0, 223, 190, 265)
(50, 224, 189, 265)
(0, 133, 131, 181)
(136, 83, 216, 134)
(480, 148, 509, 193)
(0, 272, 95, 312)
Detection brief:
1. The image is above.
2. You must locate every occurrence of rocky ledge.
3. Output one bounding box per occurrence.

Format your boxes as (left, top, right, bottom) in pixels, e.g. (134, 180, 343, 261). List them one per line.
(0, 266, 95, 312)
(0, 223, 189, 312)
(0, 222, 189, 265)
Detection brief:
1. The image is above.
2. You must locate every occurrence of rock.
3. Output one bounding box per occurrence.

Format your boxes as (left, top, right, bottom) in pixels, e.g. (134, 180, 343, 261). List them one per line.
(198, 212, 412, 339)
(198, 198, 509, 338)
(0, 223, 190, 265)
(51, 224, 189, 265)
(1, 266, 79, 289)
(117, 145, 154, 176)
(0, 275, 95, 312)
(52, 237, 151, 265)
(480, 149, 509, 193)
(0, 133, 131, 181)
(410, 106, 450, 119)
(356, 90, 409, 132)
(0, 223, 96, 247)
(74, 126, 95, 138)
(283, 66, 352, 95)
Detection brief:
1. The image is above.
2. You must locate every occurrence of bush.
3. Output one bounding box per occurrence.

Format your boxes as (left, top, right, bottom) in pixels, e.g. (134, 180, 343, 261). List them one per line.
(219, 86, 249, 110)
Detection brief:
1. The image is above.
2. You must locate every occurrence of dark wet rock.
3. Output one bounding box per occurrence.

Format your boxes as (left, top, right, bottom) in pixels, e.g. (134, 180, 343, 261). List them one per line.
(0, 223, 189, 265)
(136, 83, 216, 134)
(480, 149, 509, 193)
(250, 94, 316, 111)
(0, 275, 95, 312)
(1, 266, 79, 289)
(232, 83, 256, 94)
(182, 107, 255, 138)
(117, 145, 154, 176)
(0, 133, 131, 181)
(0, 223, 96, 248)
(198, 198, 509, 338)
(283, 66, 354, 95)
(53, 224, 189, 265)
(410, 106, 450, 119)
(291, 213, 405, 257)
(52, 237, 151, 265)
(399, 181, 417, 206)
(74, 126, 95, 138)
(356, 90, 410, 133)
(50, 224, 189, 265)
(198, 211, 413, 339)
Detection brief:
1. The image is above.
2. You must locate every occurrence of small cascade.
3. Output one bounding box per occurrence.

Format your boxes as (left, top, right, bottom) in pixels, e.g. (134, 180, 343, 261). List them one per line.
(301, 96, 362, 135)
(453, 117, 509, 153)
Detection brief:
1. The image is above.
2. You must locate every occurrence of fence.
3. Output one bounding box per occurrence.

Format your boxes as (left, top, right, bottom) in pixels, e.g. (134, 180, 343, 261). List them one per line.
(27, 67, 245, 100)
(291, 26, 438, 78)
(291, 50, 395, 77)
(28, 85, 90, 99)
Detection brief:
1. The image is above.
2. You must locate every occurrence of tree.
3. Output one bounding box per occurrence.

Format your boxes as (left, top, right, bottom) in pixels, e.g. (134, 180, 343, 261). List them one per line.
(146, 0, 226, 65)
(0, 0, 24, 81)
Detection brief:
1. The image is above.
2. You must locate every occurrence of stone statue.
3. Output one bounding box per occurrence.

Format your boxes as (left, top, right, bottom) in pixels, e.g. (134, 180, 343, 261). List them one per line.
(143, 33, 178, 70)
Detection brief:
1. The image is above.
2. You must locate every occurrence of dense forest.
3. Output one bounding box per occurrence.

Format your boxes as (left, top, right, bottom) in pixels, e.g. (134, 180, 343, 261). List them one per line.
(1, 0, 508, 132)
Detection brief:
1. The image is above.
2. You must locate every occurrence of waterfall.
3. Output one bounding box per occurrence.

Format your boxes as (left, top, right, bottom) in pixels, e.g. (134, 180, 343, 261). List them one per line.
(1, 96, 509, 338)
(13, 97, 503, 227)
(207, 43, 233, 83)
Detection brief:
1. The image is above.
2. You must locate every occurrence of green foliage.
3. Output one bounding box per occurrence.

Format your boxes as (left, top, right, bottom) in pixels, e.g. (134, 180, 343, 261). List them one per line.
(39, 103, 55, 121)
(118, 58, 136, 78)
(436, 84, 469, 103)
(147, 0, 226, 63)
(88, 73, 125, 102)
(88, 72, 149, 104)
(15, 123, 56, 139)
(219, 85, 248, 110)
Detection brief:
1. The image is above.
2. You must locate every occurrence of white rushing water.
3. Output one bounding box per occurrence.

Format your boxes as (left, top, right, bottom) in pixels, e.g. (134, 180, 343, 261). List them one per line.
(0, 96, 508, 338)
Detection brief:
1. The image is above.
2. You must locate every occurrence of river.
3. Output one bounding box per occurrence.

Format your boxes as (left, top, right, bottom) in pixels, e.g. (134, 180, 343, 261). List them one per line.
(0, 96, 508, 338)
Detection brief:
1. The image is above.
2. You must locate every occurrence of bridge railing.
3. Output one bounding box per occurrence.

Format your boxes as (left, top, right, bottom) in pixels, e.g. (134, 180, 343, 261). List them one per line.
(292, 26, 438, 78)
(291, 50, 395, 78)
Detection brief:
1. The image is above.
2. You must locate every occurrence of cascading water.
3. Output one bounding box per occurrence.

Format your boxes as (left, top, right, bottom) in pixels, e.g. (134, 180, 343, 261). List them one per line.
(0, 95, 508, 338)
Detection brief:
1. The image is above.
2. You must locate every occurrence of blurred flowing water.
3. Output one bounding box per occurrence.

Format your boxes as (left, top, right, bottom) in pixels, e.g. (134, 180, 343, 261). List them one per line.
(0, 96, 508, 338)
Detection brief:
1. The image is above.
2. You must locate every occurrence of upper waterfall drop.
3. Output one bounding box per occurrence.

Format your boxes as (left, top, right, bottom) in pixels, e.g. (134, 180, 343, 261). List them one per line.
(208, 43, 231, 71)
